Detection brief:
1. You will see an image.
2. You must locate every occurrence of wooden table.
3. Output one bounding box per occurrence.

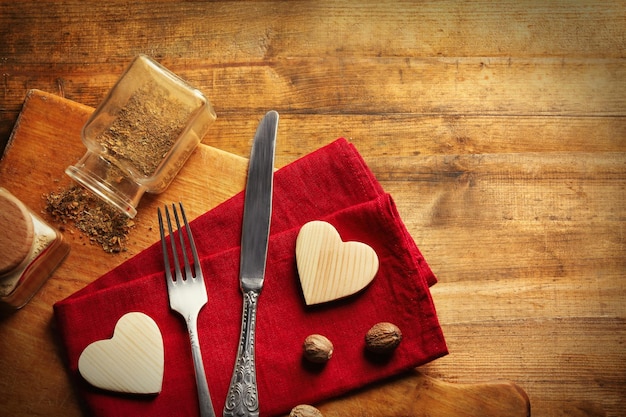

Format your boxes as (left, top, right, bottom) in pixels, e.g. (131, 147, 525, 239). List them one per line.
(0, 2, 624, 416)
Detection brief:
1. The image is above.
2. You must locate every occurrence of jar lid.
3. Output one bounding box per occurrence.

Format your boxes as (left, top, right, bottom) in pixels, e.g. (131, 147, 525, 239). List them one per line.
(0, 192, 35, 274)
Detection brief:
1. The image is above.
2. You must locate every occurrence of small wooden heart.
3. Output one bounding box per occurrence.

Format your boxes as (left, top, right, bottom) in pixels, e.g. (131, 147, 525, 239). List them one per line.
(78, 312, 164, 395)
(296, 221, 379, 305)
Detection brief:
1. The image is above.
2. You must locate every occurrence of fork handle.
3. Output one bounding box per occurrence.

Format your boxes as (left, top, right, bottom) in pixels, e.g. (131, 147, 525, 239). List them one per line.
(187, 314, 217, 417)
(223, 289, 260, 417)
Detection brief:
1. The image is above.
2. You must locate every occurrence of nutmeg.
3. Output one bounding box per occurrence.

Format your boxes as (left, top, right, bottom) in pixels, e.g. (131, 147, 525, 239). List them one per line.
(365, 322, 402, 354)
(289, 404, 324, 417)
(303, 334, 333, 363)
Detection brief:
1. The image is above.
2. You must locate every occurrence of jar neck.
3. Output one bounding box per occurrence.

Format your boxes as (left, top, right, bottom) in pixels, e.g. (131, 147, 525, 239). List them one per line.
(65, 151, 145, 218)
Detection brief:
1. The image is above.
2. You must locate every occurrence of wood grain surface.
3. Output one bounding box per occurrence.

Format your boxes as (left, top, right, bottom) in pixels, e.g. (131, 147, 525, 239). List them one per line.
(296, 220, 380, 305)
(0, 1, 624, 416)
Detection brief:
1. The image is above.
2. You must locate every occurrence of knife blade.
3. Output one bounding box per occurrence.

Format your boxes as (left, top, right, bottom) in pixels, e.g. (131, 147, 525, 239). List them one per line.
(239, 110, 278, 292)
(223, 110, 278, 417)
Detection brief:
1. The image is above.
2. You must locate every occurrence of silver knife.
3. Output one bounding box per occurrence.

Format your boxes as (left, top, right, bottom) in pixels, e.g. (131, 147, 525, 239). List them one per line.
(223, 110, 278, 417)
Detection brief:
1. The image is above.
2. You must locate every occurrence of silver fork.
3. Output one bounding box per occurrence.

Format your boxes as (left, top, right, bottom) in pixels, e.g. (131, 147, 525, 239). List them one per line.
(158, 202, 216, 417)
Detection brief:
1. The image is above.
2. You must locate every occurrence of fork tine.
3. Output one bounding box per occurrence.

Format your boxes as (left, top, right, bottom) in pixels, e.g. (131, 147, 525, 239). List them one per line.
(171, 203, 193, 280)
(158, 207, 173, 282)
(164, 205, 183, 283)
(178, 202, 201, 278)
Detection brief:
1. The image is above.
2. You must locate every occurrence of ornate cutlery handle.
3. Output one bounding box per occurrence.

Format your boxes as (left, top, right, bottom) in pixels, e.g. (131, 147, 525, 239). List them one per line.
(223, 290, 260, 417)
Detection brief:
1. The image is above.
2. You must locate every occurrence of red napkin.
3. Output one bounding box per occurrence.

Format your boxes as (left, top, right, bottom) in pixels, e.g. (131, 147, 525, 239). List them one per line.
(54, 138, 447, 416)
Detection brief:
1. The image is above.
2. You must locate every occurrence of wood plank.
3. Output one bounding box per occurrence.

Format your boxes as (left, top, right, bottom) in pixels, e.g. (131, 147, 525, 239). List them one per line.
(2, 58, 624, 117)
(1, 1, 622, 62)
(7, 110, 626, 171)
(427, 318, 625, 417)
(206, 115, 626, 165)
(370, 152, 626, 321)
(1, 1, 625, 115)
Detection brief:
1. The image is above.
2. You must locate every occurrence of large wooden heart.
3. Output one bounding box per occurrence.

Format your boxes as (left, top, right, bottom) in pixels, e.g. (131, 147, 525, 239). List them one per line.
(78, 312, 164, 395)
(296, 221, 379, 305)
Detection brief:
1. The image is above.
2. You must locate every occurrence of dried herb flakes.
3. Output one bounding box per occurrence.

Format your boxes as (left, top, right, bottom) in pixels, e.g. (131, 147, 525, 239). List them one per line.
(96, 82, 192, 177)
(45, 186, 135, 253)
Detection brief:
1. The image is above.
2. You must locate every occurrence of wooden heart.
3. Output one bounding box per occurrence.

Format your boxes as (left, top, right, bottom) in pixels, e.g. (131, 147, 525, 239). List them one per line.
(78, 312, 164, 395)
(296, 221, 379, 305)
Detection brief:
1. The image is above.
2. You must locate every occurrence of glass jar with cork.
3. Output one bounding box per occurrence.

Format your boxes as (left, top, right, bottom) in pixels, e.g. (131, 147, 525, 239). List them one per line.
(0, 187, 70, 310)
(66, 55, 217, 218)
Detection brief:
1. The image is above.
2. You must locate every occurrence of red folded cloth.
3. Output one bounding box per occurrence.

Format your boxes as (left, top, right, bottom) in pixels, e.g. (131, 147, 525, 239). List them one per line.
(54, 138, 447, 416)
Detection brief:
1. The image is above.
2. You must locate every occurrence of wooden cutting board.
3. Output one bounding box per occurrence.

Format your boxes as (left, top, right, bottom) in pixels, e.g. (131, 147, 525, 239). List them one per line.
(0, 90, 530, 417)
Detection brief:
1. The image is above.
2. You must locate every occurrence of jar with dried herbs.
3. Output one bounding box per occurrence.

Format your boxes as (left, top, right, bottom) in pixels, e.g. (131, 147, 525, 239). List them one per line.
(66, 55, 216, 218)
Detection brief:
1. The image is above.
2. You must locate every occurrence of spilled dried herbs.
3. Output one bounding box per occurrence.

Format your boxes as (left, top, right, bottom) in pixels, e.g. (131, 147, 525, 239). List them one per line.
(45, 185, 135, 253)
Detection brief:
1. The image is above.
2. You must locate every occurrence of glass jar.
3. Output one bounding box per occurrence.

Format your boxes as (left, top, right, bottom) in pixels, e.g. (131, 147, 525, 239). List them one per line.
(0, 188, 70, 310)
(66, 55, 217, 218)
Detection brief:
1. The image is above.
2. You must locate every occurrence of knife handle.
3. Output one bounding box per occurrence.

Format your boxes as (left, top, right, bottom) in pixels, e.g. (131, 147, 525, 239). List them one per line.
(223, 290, 260, 417)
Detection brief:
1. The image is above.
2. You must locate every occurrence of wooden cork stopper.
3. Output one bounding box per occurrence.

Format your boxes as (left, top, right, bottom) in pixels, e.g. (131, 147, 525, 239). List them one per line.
(0, 192, 35, 275)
